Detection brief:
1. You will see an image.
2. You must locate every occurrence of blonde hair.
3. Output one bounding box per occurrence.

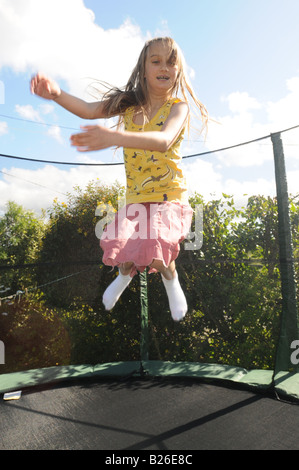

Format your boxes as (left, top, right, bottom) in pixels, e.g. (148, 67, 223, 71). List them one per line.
(96, 37, 208, 133)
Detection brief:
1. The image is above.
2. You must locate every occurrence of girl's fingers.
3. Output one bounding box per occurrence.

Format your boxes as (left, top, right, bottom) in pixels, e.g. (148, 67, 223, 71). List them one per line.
(30, 73, 60, 98)
(80, 125, 95, 130)
(70, 125, 107, 151)
(70, 136, 84, 145)
(70, 132, 91, 146)
(30, 75, 38, 94)
(71, 127, 97, 142)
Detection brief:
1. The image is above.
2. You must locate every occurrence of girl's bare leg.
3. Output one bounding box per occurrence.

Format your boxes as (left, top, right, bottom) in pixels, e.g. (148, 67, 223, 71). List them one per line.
(119, 262, 134, 276)
(149, 259, 176, 280)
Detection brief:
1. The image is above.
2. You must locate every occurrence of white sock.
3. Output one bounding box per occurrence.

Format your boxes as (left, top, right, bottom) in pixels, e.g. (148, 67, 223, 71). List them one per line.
(102, 271, 132, 310)
(161, 271, 188, 321)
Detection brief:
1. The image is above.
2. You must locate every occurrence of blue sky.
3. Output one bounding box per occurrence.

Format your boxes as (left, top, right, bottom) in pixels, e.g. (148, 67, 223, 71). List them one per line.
(0, 0, 299, 215)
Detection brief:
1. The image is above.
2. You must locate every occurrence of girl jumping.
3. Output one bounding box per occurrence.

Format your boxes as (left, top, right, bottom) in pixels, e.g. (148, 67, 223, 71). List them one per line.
(31, 37, 208, 321)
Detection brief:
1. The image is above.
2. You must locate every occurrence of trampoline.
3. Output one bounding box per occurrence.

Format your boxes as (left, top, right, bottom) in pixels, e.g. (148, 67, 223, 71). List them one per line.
(1, 376, 299, 451)
(1, 129, 299, 452)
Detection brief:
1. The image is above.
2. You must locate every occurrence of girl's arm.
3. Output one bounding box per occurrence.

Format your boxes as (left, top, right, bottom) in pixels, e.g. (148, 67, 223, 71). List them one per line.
(30, 73, 108, 120)
(71, 101, 189, 152)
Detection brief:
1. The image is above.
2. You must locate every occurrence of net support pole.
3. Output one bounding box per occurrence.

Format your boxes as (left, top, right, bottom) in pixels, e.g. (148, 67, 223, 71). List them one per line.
(139, 270, 149, 362)
(271, 132, 299, 373)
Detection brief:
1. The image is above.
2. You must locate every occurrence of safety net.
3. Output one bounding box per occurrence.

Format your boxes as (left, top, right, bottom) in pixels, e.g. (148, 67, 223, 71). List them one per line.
(0, 126, 298, 402)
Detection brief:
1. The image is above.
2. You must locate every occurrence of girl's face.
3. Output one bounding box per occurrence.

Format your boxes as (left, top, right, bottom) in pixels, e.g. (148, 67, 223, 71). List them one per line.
(144, 41, 179, 97)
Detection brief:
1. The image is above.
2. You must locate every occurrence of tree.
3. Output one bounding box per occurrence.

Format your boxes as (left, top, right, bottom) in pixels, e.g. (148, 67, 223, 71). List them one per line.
(6, 185, 295, 372)
(0, 201, 45, 294)
(147, 194, 296, 369)
(35, 180, 126, 307)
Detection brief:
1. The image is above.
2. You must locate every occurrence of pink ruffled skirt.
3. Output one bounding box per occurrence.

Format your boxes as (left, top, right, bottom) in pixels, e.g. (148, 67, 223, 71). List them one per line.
(100, 201, 193, 277)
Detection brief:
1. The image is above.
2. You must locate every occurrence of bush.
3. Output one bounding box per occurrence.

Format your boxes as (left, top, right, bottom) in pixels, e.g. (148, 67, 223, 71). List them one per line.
(1, 185, 298, 373)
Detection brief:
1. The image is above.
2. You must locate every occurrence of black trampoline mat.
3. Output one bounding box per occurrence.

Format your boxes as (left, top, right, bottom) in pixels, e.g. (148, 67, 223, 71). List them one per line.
(1, 377, 298, 450)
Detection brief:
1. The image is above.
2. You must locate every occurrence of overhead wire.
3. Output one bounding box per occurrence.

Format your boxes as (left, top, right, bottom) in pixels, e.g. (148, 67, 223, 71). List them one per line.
(0, 120, 298, 203)
(0, 123, 299, 166)
(0, 267, 92, 302)
(0, 260, 100, 271)
(0, 112, 78, 131)
(0, 169, 68, 196)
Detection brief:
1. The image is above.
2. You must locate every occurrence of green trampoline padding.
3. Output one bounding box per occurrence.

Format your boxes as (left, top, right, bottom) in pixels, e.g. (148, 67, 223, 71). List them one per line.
(1, 360, 298, 402)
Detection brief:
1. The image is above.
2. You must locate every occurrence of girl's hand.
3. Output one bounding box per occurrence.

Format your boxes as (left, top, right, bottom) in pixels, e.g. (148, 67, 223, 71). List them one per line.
(70, 125, 116, 152)
(30, 73, 61, 100)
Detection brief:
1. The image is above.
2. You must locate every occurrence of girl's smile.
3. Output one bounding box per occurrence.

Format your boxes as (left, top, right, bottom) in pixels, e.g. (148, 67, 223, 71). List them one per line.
(157, 75, 170, 81)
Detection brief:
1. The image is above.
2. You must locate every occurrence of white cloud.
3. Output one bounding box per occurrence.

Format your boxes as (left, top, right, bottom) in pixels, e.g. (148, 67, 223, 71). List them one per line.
(0, 121, 8, 135)
(46, 126, 64, 144)
(15, 104, 43, 122)
(14, 103, 68, 144)
(183, 159, 223, 198)
(286, 169, 299, 196)
(266, 77, 299, 160)
(222, 177, 275, 199)
(180, 75, 299, 200)
(154, 19, 171, 37)
(267, 77, 299, 129)
(222, 91, 262, 114)
(0, 0, 147, 99)
(39, 103, 55, 115)
(206, 96, 267, 162)
(183, 157, 277, 202)
(0, 163, 126, 215)
(204, 76, 299, 170)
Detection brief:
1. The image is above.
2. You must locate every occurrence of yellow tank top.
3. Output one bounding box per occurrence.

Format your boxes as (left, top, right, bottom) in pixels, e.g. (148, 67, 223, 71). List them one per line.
(123, 98, 188, 204)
